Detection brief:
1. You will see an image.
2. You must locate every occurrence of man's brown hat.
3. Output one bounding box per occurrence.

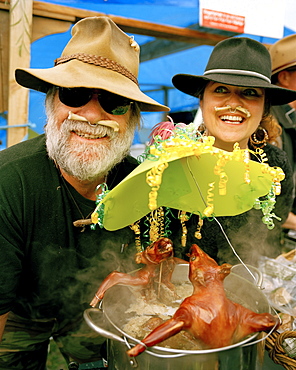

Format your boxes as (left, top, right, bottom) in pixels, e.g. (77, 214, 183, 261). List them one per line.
(270, 34, 296, 76)
(15, 16, 169, 113)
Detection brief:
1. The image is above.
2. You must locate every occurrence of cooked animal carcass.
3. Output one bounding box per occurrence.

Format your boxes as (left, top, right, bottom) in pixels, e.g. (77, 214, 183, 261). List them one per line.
(90, 237, 187, 307)
(127, 244, 279, 357)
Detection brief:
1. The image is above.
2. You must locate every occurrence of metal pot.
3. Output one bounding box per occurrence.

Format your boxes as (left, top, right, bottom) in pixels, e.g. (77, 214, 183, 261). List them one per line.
(84, 264, 275, 370)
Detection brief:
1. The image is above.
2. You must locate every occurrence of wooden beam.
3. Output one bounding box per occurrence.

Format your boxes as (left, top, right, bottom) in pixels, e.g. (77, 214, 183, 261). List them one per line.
(7, 0, 33, 147)
(102, 16, 231, 44)
(31, 1, 234, 45)
(32, 0, 106, 22)
(0, 9, 9, 113)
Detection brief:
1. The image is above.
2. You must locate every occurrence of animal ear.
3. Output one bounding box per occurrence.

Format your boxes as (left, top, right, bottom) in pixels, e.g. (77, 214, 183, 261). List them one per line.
(193, 269, 206, 286)
(219, 263, 232, 278)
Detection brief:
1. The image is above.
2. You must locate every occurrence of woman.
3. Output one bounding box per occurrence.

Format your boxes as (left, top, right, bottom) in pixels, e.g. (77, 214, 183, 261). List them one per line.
(171, 37, 296, 265)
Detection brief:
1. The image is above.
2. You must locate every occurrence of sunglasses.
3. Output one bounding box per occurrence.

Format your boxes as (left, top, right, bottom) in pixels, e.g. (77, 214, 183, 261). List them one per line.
(58, 87, 132, 115)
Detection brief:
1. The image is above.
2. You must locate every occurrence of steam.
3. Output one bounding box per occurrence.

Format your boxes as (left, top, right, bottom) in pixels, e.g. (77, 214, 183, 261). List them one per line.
(35, 226, 138, 320)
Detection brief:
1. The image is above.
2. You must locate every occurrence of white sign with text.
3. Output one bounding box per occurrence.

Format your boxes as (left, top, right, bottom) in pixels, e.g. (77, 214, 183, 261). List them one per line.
(199, 0, 286, 39)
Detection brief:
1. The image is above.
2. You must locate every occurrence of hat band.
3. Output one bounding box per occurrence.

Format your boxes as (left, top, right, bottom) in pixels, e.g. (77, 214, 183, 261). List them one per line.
(55, 53, 139, 86)
(204, 69, 271, 83)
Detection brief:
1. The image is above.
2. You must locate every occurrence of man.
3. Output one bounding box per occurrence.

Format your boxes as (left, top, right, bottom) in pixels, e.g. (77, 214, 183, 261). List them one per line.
(0, 16, 168, 369)
(269, 34, 296, 246)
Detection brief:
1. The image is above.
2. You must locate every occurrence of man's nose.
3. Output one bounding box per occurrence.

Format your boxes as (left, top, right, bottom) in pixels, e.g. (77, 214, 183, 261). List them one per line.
(74, 94, 109, 124)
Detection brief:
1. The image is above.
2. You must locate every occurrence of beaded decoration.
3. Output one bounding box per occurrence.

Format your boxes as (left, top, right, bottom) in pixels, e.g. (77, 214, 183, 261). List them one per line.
(91, 184, 109, 230)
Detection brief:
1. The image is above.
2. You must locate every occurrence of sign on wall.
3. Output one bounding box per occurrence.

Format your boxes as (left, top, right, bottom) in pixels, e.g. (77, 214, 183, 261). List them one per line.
(199, 0, 286, 39)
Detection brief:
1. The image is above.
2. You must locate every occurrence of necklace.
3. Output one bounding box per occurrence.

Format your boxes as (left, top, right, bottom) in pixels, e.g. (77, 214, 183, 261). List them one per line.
(60, 174, 106, 232)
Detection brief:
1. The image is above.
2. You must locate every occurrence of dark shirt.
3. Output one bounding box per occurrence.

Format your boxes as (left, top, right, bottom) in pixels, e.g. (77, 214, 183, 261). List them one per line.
(0, 135, 139, 320)
(271, 104, 296, 213)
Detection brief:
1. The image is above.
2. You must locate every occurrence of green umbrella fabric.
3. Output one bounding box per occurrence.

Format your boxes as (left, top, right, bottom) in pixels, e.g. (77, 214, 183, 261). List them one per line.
(91, 133, 284, 231)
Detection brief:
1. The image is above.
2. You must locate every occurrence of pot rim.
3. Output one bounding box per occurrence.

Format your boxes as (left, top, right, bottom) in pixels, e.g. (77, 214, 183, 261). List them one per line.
(86, 265, 276, 357)
(103, 306, 260, 354)
(84, 307, 277, 359)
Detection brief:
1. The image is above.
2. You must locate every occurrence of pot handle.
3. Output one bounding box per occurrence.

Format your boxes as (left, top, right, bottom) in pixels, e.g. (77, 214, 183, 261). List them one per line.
(84, 307, 127, 344)
(84, 308, 139, 368)
(231, 264, 263, 288)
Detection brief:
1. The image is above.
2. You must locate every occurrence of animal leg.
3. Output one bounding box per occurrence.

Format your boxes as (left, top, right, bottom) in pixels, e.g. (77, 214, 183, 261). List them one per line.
(234, 310, 280, 341)
(127, 318, 184, 357)
(90, 271, 150, 307)
(244, 312, 280, 332)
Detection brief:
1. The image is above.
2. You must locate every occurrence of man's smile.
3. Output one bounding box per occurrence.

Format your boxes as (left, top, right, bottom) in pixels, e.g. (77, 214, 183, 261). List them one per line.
(72, 130, 108, 140)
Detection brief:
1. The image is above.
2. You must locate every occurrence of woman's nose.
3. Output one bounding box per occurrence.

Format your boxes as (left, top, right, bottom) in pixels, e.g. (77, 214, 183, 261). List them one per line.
(225, 92, 243, 107)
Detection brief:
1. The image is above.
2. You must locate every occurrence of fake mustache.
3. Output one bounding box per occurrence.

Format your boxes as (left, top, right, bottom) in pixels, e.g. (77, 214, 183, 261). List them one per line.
(67, 111, 120, 132)
(214, 105, 251, 118)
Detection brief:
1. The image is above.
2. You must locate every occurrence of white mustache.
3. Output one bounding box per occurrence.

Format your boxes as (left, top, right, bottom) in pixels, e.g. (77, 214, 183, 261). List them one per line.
(67, 111, 120, 132)
(214, 105, 251, 118)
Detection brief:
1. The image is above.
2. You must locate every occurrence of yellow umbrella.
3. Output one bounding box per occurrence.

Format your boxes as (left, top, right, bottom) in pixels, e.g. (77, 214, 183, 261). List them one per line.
(92, 134, 284, 231)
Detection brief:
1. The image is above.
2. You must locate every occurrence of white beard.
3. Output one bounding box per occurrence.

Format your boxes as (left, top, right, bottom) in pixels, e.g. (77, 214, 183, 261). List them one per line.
(45, 109, 137, 182)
